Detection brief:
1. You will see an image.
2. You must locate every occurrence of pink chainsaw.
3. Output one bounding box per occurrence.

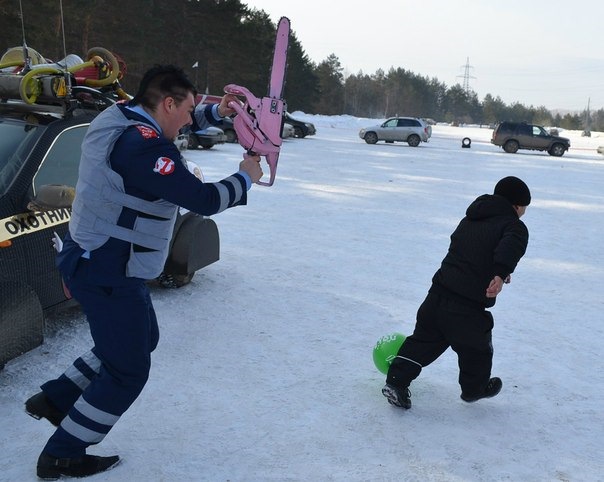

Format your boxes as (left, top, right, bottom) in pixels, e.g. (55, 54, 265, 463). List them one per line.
(224, 16, 290, 186)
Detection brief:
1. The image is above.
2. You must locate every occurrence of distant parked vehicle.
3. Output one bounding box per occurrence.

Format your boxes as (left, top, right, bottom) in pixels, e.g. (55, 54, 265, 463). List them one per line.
(285, 112, 316, 138)
(359, 117, 431, 146)
(187, 126, 227, 149)
(216, 117, 238, 143)
(282, 122, 295, 139)
(491, 121, 570, 157)
(174, 133, 188, 151)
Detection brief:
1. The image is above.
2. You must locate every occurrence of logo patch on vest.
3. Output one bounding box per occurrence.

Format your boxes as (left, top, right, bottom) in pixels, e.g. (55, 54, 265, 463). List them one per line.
(154, 157, 175, 175)
(136, 125, 159, 139)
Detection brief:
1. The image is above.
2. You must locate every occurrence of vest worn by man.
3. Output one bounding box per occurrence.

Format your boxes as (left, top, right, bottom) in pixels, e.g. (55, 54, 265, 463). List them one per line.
(70, 104, 178, 280)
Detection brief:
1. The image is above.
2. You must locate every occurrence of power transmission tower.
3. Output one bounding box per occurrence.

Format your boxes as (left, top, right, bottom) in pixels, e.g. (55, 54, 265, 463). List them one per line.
(457, 57, 476, 94)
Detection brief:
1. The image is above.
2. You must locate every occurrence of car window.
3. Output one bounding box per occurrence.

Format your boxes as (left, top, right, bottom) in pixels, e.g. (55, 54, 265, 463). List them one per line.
(534, 126, 548, 136)
(383, 119, 398, 128)
(497, 123, 513, 135)
(33, 125, 88, 191)
(0, 121, 42, 196)
(397, 119, 420, 127)
(517, 124, 531, 136)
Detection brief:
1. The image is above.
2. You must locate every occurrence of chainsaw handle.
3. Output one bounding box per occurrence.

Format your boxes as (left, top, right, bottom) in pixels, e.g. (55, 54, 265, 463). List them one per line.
(243, 152, 277, 187)
(256, 175, 275, 187)
(224, 84, 261, 109)
(256, 152, 278, 187)
(256, 171, 276, 187)
(224, 83, 249, 97)
(227, 100, 253, 129)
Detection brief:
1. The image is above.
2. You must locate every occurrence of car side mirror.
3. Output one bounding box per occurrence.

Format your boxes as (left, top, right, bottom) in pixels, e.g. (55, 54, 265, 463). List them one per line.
(27, 184, 75, 211)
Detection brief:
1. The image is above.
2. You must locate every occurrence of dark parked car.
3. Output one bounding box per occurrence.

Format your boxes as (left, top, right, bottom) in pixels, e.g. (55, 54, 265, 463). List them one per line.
(0, 87, 219, 369)
(491, 121, 570, 156)
(216, 117, 238, 143)
(284, 112, 316, 138)
(186, 126, 227, 149)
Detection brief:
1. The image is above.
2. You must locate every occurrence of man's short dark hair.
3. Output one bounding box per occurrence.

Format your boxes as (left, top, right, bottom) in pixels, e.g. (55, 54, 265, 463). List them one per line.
(131, 65, 196, 110)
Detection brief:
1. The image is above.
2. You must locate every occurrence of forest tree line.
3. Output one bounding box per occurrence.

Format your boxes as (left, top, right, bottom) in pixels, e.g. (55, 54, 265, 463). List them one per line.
(0, 0, 600, 130)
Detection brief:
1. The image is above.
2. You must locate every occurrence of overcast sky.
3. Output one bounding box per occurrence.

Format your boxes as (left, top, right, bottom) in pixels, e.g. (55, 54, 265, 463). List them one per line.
(244, 0, 604, 112)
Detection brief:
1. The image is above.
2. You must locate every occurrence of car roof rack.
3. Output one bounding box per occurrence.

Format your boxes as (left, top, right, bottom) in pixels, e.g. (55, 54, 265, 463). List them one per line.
(0, 46, 131, 117)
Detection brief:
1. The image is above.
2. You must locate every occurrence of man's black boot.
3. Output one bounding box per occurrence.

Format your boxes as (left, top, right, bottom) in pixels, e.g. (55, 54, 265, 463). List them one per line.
(25, 392, 66, 427)
(37, 452, 121, 480)
(461, 377, 503, 403)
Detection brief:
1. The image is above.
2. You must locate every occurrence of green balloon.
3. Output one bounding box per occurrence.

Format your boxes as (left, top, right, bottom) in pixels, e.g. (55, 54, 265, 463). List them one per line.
(373, 332, 406, 374)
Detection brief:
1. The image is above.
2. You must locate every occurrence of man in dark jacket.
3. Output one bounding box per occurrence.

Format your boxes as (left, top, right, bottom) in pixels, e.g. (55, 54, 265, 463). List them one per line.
(382, 176, 530, 409)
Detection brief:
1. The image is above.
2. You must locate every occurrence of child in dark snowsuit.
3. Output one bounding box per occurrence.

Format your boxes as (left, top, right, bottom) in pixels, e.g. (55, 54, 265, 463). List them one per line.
(383, 176, 530, 409)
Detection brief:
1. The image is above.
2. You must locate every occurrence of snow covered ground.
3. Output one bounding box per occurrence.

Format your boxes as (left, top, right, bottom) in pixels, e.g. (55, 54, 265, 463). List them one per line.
(1, 115, 603, 481)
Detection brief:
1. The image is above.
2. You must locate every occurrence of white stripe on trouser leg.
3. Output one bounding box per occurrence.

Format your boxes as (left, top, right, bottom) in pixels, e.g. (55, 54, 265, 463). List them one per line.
(64, 351, 102, 390)
(60, 416, 106, 444)
(73, 397, 120, 426)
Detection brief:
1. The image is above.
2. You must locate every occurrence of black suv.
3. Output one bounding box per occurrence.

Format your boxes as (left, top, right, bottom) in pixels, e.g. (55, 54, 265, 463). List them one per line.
(491, 121, 570, 157)
(0, 56, 219, 368)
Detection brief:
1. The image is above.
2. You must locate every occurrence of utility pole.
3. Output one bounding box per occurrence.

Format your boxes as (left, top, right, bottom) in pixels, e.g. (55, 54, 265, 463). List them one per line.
(457, 57, 476, 94)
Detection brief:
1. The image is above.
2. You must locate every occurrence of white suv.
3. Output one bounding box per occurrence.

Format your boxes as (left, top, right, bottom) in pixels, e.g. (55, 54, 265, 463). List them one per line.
(359, 117, 431, 146)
